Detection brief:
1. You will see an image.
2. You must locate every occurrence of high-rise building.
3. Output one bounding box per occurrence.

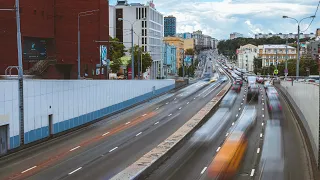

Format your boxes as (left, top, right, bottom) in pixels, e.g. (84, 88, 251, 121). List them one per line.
(112, 0, 164, 79)
(164, 15, 176, 37)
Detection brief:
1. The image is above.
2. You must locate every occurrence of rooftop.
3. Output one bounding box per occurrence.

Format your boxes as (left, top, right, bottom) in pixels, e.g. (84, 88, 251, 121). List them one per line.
(260, 44, 295, 49)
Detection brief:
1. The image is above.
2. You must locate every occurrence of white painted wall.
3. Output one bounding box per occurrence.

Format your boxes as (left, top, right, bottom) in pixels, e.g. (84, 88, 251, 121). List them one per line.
(1, 79, 175, 148)
(281, 81, 319, 160)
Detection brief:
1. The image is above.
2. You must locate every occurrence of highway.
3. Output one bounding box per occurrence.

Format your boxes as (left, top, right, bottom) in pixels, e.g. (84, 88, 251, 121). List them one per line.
(0, 51, 228, 180)
(146, 59, 311, 180)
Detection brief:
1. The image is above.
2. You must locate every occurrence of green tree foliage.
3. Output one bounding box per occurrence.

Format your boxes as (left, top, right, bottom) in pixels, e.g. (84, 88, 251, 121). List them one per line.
(109, 36, 125, 73)
(217, 36, 311, 58)
(253, 57, 262, 74)
(185, 48, 195, 56)
(128, 45, 153, 77)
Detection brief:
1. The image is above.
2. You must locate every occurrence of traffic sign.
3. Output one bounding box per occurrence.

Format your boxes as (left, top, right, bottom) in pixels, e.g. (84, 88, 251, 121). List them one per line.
(284, 69, 288, 73)
(274, 69, 279, 75)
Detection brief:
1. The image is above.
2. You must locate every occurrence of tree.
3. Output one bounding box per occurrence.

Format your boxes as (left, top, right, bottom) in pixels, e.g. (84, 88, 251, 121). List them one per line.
(185, 48, 195, 56)
(253, 57, 262, 74)
(128, 45, 153, 77)
(109, 36, 125, 73)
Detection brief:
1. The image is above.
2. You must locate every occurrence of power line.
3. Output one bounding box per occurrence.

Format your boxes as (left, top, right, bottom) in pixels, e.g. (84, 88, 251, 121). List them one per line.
(301, 0, 320, 32)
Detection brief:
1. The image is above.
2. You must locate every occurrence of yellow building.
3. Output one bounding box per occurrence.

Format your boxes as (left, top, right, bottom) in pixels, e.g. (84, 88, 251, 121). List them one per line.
(258, 45, 297, 67)
(163, 37, 184, 68)
(316, 28, 320, 37)
(184, 38, 195, 51)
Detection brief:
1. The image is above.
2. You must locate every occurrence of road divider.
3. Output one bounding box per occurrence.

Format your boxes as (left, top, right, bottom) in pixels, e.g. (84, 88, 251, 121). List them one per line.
(110, 83, 231, 180)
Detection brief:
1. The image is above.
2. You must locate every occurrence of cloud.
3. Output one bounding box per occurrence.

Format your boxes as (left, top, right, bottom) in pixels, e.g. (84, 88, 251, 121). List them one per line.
(110, 0, 320, 39)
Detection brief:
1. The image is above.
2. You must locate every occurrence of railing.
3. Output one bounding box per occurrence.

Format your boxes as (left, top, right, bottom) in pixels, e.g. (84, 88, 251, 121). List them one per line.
(25, 57, 56, 76)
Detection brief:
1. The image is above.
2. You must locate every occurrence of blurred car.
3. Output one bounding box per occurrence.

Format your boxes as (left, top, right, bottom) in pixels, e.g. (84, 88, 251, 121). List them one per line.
(221, 76, 228, 82)
(306, 79, 316, 83)
(257, 77, 264, 83)
(236, 78, 243, 86)
(266, 86, 278, 97)
(247, 76, 259, 101)
(220, 92, 237, 108)
(264, 81, 271, 89)
(231, 83, 241, 93)
(118, 75, 125, 80)
(210, 77, 218, 83)
(297, 79, 305, 82)
(266, 94, 282, 113)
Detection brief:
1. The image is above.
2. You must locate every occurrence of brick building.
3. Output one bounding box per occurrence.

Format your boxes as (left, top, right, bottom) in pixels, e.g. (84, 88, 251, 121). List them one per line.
(0, 0, 109, 79)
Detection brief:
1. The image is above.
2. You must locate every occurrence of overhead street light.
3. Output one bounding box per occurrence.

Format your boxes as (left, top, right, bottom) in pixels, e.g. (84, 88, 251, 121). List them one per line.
(282, 15, 316, 78)
(118, 17, 146, 80)
(77, 9, 100, 79)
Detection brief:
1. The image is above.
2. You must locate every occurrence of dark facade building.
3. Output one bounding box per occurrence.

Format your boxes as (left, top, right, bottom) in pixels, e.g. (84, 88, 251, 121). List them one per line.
(164, 15, 176, 37)
(0, 0, 109, 79)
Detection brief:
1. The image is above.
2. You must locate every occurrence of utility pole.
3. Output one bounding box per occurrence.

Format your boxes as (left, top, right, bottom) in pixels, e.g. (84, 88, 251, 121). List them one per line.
(131, 25, 134, 79)
(285, 36, 288, 79)
(16, 0, 24, 145)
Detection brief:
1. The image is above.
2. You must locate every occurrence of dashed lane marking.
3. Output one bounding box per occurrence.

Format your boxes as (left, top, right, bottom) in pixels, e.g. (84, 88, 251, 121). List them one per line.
(102, 132, 110, 136)
(200, 167, 207, 174)
(21, 166, 37, 174)
(68, 167, 82, 175)
(69, 146, 81, 152)
(250, 169, 255, 177)
(109, 147, 118, 153)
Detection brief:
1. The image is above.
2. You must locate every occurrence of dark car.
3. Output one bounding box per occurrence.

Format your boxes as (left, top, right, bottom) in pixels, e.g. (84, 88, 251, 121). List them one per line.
(231, 82, 241, 93)
(247, 76, 259, 101)
(266, 94, 282, 118)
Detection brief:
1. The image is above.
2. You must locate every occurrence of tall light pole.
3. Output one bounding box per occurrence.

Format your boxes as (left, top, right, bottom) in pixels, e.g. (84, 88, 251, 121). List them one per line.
(118, 18, 146, 80)
(1, 0, 25, 144)
(283, 15, 316, 78)
(78, 9, 99, 79)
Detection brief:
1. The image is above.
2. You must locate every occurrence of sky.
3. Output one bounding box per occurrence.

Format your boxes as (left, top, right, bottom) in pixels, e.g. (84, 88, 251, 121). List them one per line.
(109, 0, 320, 40)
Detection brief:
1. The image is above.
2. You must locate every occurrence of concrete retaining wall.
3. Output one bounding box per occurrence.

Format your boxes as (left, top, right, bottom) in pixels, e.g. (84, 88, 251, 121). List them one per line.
(0, 80, 175, 150)
(280, 81, 319, 163)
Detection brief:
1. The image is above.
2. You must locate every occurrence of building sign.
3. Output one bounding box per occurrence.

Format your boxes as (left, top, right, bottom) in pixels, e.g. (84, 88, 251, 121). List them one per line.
(148, 0, 156, 9)
(185, 55, 193, 66)
(100, 45, 108, 66)
(23, 37, 47, 60)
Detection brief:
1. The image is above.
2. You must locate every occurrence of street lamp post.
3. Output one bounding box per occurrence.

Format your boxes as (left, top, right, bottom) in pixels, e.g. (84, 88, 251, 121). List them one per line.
(283, 15, 316, 78)
(78, 9, 99, 79)
(118, 18, 146, 80)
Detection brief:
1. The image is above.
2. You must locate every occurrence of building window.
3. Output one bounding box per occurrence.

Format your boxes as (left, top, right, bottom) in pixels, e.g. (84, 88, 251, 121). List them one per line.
(136, 8, 138, 19)
(142, 38, 144, 44)
(142, 29, 144, 36)
(145, 29, 147, 36)
(33, 9, 37, 15)
(142, 8, 145, 18)
(139, 8, 141, 19)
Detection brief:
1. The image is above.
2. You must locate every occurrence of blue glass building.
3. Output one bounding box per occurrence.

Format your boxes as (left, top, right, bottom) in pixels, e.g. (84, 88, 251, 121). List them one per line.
(164, 16, 176, 37)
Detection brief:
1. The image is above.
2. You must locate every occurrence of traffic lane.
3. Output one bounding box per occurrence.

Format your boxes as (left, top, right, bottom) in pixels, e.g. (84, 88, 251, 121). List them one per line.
(276, 93, 308, 180)
(0, 82, 209, 180)
(18, 80, 225, 180)
(255, 120, 285, 180)
(235, 85, 268, 180)
(148, 86, 246, 180)
(55, 81, 229, 180)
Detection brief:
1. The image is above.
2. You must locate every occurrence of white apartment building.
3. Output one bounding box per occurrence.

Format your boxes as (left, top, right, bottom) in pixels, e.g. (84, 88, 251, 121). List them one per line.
(193, 30, 204, 50)
(111, 0, 164, 79)
(204, 35, 212, 49)
(237, 44, 258, 72)
(255, 33, 316, 39)
(258, 44, 297, 67)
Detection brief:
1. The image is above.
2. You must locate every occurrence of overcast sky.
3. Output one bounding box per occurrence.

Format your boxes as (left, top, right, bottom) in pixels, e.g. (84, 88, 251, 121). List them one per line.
(110, 0, 320, 40)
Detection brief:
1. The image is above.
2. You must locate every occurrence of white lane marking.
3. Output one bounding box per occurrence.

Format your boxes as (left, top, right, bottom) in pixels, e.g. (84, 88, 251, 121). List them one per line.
(109, 147, 118, 153)
(166, 102, 169, 104)
(156, 107, 159, 110)
(232, 122, 235, 126)
(226, 133, 229, 137)
(262, 108, 264, 111)
(174, 98, 176, 100)
(260, 133, 263, 138)
(68, 167, 82, 175)
(21, 166, 37, 174)
(187, 102, 190, 105)
(250, 169, 255, 176)
(200, 167, 207, 174)
(102, 132, 110, 136)
(241, 103, 243, 105)
(142, 114, 147, 117)
(243, 98, 245, 101)
(179, 107, 182, 110)
(154, 122, 159, 125)
(125, 122, 131, 125)
(262, 99, 264, 101)
(239, 108, 241, 111)
(262, 114, 265, 118)
(257, 148, 260, 154)
(69, 146, 81, 152)
(168, 114, 172, 117)
(194, 97, 196, 99)
(216, 147, 221, 152)
(262, 123, 264, 126)
(236, 114, 239, 117)
(136, 132, 142, 137)
(262, 103, 264, 105)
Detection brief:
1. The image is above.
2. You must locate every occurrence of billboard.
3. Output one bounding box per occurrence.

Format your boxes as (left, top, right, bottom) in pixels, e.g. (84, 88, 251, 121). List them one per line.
(23, 37, 47, 60)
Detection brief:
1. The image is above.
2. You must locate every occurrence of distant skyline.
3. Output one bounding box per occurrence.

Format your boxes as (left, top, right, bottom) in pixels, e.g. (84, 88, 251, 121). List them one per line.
(109, 0, 320, 40)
